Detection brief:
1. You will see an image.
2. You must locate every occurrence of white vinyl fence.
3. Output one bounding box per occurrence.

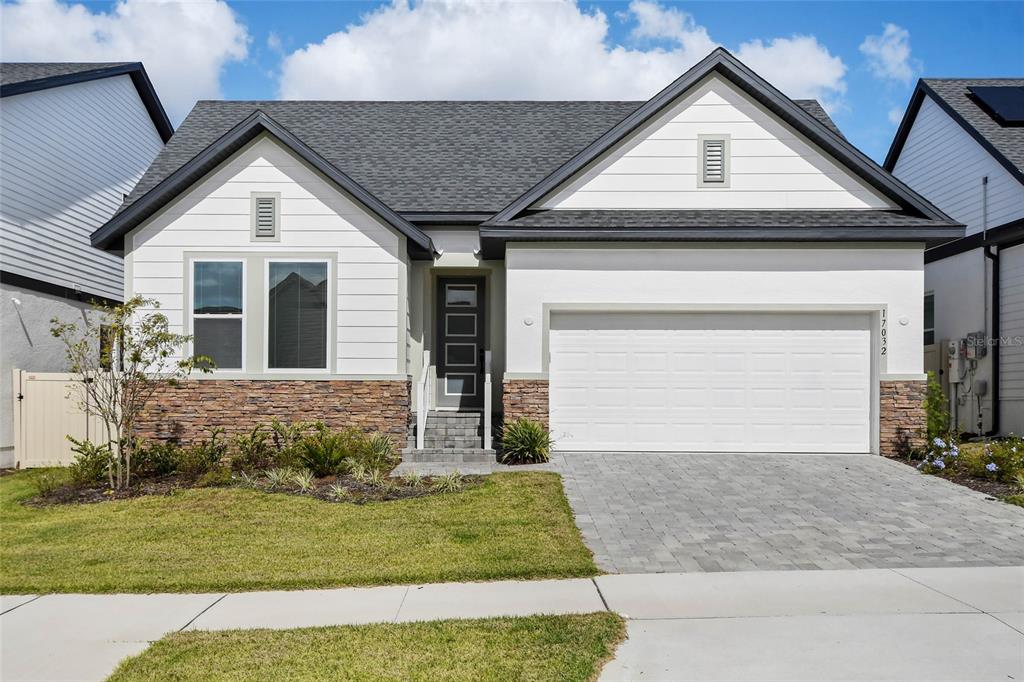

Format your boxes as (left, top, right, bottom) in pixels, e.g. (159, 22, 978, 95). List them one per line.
(11, 369, 108, 468)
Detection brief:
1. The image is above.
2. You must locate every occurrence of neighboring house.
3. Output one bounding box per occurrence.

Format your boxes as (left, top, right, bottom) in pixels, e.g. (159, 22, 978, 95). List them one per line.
(91, 49, 961, 458)
(0, 63, 172, 467)
(886, 79, 1024, 436)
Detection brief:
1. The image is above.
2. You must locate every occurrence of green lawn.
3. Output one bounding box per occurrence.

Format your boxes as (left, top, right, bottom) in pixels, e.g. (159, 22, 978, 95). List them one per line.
(0, 471, 596, 594)
(108, 613, 625, 682)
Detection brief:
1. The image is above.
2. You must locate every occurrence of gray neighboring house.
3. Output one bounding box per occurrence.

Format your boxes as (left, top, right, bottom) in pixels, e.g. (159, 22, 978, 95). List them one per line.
(886, 79, 1024, 436)
(0, 62, 172, 466)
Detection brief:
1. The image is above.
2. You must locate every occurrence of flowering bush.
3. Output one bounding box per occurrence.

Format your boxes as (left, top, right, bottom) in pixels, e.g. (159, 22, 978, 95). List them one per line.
(917, 435, 960, 474)
(919, 434, 1024, 484)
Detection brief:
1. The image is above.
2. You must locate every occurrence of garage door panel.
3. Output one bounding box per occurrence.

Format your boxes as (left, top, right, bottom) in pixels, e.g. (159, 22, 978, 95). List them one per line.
(550, 312, 872, 453)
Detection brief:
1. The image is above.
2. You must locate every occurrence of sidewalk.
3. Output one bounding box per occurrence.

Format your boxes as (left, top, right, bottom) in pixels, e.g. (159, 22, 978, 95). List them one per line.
(1, 566, 1022, 681)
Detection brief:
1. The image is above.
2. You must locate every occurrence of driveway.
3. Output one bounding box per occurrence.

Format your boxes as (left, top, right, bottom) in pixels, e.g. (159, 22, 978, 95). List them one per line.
(550, 452, 1024, 574)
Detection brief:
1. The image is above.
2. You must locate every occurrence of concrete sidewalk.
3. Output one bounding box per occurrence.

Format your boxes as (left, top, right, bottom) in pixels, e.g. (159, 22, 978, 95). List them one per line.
(1, 566, 1021, 681)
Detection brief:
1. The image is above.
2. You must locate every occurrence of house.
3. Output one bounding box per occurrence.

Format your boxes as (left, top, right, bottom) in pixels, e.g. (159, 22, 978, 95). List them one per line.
(1, 63, 172, 467)
(91, 48, 962, 458)
(886, 79, 1024, 437)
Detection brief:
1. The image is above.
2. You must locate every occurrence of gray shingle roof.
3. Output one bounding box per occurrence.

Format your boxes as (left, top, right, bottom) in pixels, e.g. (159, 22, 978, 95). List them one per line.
(1, 62, 135, 87)
(896, 79, 1024, 179)
(120, 99, 843, 215)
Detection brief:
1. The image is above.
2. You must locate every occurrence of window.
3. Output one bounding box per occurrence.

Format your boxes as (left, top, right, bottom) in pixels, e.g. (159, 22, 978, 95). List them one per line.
(699, 135, 730, 186)
(924, 292, 935, 345)
(192, 261, 244, 370)
(251, 193, 279, 241)
(445, 284, 477, 307)
(267, 261, 329, 369)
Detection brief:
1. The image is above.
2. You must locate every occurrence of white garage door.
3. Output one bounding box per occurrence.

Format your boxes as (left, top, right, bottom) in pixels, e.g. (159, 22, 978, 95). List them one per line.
(549, 312, 872, 453)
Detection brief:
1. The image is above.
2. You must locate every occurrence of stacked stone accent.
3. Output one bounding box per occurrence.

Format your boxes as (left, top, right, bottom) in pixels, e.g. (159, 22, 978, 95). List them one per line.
(879, 379, 926, 456)
(502, 379, 549, 429)
(136, 379, 410, 445)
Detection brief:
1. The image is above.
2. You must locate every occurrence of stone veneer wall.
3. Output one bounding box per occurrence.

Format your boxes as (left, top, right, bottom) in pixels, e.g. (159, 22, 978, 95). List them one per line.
(502, 379, 549, 429)
(879, 379, 927, 456)
(136, 379, 410, 445)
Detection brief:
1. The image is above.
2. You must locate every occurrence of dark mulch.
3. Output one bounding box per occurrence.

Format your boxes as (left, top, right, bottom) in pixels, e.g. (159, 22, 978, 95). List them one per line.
(26, 471, 483, 508)
(892, 457, 1016, 500)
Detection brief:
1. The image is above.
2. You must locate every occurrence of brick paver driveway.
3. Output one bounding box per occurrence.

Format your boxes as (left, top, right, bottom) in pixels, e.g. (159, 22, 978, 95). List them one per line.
(550, 453, 1024, 573)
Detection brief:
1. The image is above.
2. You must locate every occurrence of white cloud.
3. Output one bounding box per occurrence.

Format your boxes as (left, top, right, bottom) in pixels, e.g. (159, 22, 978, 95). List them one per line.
(279, 0, 847, 109)
(859, 23, 918, 85)
(888, 106, 905, 125)
(0, 0, 249, 122)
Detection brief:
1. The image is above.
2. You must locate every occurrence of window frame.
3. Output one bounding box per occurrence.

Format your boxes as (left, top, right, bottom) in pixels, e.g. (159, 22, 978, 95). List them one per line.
(697, 134, 731, 188)
(263, 257, 333, 374)
(924, 291, 935, 346)
(188, 257, 246, 372)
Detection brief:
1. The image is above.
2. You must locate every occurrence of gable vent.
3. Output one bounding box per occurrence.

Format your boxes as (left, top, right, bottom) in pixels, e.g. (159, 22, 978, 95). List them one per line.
(702, 138, 726, 183)
(251, 193, 280, 241)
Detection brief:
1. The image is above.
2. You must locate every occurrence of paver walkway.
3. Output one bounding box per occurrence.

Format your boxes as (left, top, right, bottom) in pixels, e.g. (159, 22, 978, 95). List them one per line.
(1, 567, 1021, 681)
(550, 452, 1024, 573)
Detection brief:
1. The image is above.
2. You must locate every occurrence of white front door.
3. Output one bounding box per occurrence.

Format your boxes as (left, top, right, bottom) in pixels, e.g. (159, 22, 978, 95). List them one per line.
(549, 312, 872, 453)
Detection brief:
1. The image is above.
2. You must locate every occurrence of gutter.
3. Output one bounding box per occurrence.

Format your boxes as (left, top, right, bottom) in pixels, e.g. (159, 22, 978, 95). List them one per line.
(984, 244, 1000, 437)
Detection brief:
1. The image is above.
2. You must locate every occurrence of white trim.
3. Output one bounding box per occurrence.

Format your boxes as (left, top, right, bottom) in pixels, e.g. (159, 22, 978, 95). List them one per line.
(187, 257, 246, 372)
(263, 257, 333, 374)
(880, 373, 928, 381)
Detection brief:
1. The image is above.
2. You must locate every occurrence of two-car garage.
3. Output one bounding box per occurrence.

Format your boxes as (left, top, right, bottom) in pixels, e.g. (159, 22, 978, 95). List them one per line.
(548, 312, 874, 453)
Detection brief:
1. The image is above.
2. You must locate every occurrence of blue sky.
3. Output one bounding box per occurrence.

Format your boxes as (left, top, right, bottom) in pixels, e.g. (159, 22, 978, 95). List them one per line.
(2, 1, 1022, 162)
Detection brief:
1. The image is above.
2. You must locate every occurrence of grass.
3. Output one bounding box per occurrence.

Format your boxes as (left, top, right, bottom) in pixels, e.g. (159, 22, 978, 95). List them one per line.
(108, 613, 625, 682)
(0, 471, 596, 594)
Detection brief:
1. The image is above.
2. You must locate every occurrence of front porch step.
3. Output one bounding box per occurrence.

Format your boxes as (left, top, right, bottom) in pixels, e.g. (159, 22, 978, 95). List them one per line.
(400, 448, 497, 464)
(407, 411, 486, 450)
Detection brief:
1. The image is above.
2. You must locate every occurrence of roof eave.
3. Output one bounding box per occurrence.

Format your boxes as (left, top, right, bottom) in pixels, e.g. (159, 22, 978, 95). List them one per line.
(91, 110, 435, 258)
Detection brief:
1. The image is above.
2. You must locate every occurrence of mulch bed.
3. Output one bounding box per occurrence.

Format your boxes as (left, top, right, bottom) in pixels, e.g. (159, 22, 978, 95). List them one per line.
(25, 472, 484, 508)
(892, 457, 1016, 500)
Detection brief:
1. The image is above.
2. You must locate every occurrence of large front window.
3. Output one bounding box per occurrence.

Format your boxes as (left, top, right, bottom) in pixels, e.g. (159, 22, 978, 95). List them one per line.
(192, 261, 244, 369)
(267, 261, 329, 369)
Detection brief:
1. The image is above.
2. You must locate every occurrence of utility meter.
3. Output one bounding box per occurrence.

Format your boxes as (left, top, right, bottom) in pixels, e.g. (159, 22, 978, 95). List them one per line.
(947, 340, 963, 382)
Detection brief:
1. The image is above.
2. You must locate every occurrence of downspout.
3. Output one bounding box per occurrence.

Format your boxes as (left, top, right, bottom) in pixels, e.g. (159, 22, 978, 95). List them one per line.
(984, 243, 1000, 437)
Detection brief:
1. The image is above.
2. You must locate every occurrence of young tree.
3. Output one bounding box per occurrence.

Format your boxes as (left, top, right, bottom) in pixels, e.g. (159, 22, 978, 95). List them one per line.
(50, 296, 209, 489)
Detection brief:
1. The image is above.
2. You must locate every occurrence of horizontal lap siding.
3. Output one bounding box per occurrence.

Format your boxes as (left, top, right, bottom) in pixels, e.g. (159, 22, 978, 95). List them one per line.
(130, 138, 401, 375)
(0, 75, 164, 300)
(543, 76, 893, 211)
(892, 96, 1024, 235)
(1001, 245, 1024, 433)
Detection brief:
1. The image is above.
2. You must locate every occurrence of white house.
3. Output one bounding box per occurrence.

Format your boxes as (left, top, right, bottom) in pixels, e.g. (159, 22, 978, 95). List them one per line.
(91, 49, 961, 458)
(886, 78, 1024, 436)
(0, 62, 172, 467)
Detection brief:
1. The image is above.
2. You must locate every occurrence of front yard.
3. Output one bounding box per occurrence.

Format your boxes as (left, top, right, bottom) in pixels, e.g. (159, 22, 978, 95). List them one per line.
(108, 614, 625, 682)
(0, 470, 596, 594)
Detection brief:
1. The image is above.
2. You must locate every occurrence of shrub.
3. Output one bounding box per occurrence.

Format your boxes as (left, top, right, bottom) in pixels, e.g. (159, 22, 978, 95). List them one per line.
(363, 468, 387, 488)
(917, 435, 960, 475)
(32, 470, 69, 496)
(500, 418, 552, 464)
(401, 472, 423, 488)
(290, 469, 315, 492)
(969, 437, 1024, 482)
(431, 471, 463, 493)
(196, 466, 232, 488)
(296, 424, 365, 477)
(357, 433, 398, 472)
(327, 483, 349, 501)
(232, 425, 273, 471)
(924, 371, 949, 442)
(66, 436, 113, 486)
(269, 419, 310, 467)
(133, 440, 180, 478)
(264, 467, 296, 489)
(176, 428, 228, 476)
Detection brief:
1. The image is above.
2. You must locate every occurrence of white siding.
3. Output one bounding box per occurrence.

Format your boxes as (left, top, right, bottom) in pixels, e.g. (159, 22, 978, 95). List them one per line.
(542, 76, 894, 211)
(129, 137, 404, 376)
(892, 96, 1024, 235)
(0, 75, 164, 300)
(1001, 244, 1024, 434)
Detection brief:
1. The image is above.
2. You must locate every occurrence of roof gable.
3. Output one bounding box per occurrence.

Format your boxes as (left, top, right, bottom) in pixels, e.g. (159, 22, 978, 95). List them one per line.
(491, 48, 951, 224)
(885, 78, 1024, 186)
(1, 62, 173, 142)
(90, 110, 435, 257)
(537, 74, 894, 211)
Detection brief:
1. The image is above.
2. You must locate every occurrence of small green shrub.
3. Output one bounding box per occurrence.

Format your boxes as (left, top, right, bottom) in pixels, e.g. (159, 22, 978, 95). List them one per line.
(269, 419, 311, 467)
(327, 483, 349, 501)
(296, 424, 365, 477)
(917, 435, 960, 474)
(500, 418, 552, 464)
(237, 471, 262, 489)
(133, 440, 180, 478)
(401, 472, 423, 488)
(32, 469, 69, 495)
(357, 433, 398, 472)
(924, 371, 949, 442)
(431, 471, 463, 493)
(176, 428, 228, 476)
(264, 467, 296, 489)
(232, 425, 273, 471)
(969, 437, 1024, 482)
(196, 466, 232, 488)
(1005, 494, 1024, 509)
(363, 468, 387, 488)
(65, 436, 112, 486)
(290, 469, 315, 492)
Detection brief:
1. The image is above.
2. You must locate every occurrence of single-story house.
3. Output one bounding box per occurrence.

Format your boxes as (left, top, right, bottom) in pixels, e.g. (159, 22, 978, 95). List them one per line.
(91, 48, 963, 457)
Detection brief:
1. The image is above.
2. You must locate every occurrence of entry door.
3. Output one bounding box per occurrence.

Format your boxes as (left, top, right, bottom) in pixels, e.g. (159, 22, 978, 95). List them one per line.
(549, 312, 872, 453)
(436, 277, 485, 409)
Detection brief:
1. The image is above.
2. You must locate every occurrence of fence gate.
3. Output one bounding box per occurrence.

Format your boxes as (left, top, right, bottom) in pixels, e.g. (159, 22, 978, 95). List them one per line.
(12, 370, 107, 468)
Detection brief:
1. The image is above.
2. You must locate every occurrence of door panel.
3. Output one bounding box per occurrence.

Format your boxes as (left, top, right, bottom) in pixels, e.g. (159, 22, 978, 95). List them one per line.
(436, 277, 485, 408)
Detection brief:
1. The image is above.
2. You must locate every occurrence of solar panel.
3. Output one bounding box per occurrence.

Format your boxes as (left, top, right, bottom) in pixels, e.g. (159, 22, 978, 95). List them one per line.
(968, 86, 1024, 125)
